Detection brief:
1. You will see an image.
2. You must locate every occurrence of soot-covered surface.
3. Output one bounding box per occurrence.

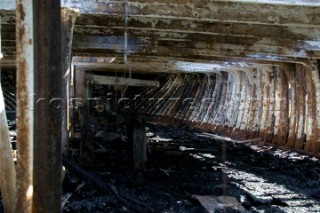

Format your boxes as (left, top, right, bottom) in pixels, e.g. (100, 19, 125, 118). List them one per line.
(62, 124, 320, 213)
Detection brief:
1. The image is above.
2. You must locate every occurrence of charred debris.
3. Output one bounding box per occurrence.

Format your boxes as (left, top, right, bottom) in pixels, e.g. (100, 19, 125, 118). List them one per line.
(1, 0, 320, 213)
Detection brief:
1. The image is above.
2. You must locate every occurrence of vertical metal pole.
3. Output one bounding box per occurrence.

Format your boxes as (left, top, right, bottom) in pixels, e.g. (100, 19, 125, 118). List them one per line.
(33, 0, 62, 212)
(15, 0, 34, 212)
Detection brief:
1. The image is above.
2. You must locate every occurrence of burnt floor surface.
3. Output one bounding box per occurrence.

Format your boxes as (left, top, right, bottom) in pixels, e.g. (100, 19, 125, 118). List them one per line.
(62, 124, 320, 213)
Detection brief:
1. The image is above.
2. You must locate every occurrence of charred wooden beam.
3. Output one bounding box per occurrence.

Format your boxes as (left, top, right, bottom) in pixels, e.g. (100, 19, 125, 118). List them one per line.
(33, 0, 62, 212)
(62, 155, 153, 212)
(127, 119, 147, 170)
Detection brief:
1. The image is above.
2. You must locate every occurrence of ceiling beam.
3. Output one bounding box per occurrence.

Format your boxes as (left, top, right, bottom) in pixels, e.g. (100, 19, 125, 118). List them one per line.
(72, 34, 320, 58)
(76, 62, 266, 74)
(66, 0, 320, 27)
(74, 31, 320, 51)
(74, 15, 320, 41)
(71, 56, 290, 74)
(4, 11, 320, 41)
(72, 46, 317, 63)
(1, 54, 304, 71)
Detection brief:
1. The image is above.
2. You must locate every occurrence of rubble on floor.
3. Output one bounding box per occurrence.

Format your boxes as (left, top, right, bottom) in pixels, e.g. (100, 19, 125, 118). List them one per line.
(61, 123, 320, 213)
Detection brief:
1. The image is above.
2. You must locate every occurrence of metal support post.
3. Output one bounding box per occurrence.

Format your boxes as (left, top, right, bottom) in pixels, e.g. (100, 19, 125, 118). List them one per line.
(15, 0, 34, 212)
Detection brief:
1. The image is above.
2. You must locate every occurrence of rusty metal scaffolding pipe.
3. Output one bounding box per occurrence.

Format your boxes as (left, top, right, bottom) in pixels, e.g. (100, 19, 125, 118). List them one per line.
(15, 0, 34, 212)
(33, 0, 62, 212)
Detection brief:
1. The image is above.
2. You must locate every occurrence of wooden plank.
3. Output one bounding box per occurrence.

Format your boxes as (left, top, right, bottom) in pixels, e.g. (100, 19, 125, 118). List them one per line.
(87, 74, 160, 87)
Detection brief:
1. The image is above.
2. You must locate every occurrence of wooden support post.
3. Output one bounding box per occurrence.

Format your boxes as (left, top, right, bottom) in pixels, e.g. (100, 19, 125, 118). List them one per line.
(33, 0, 62, 212)
(128, 119, 147, 170)
(133, 125, 147, 170)
(61, 8, 79, 153)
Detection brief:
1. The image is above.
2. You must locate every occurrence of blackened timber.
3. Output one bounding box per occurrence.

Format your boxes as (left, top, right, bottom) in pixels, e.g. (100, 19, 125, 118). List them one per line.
(33, 1, 62, 212)
(62, 155, 153, 212)
(127, 119, 147, 170)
